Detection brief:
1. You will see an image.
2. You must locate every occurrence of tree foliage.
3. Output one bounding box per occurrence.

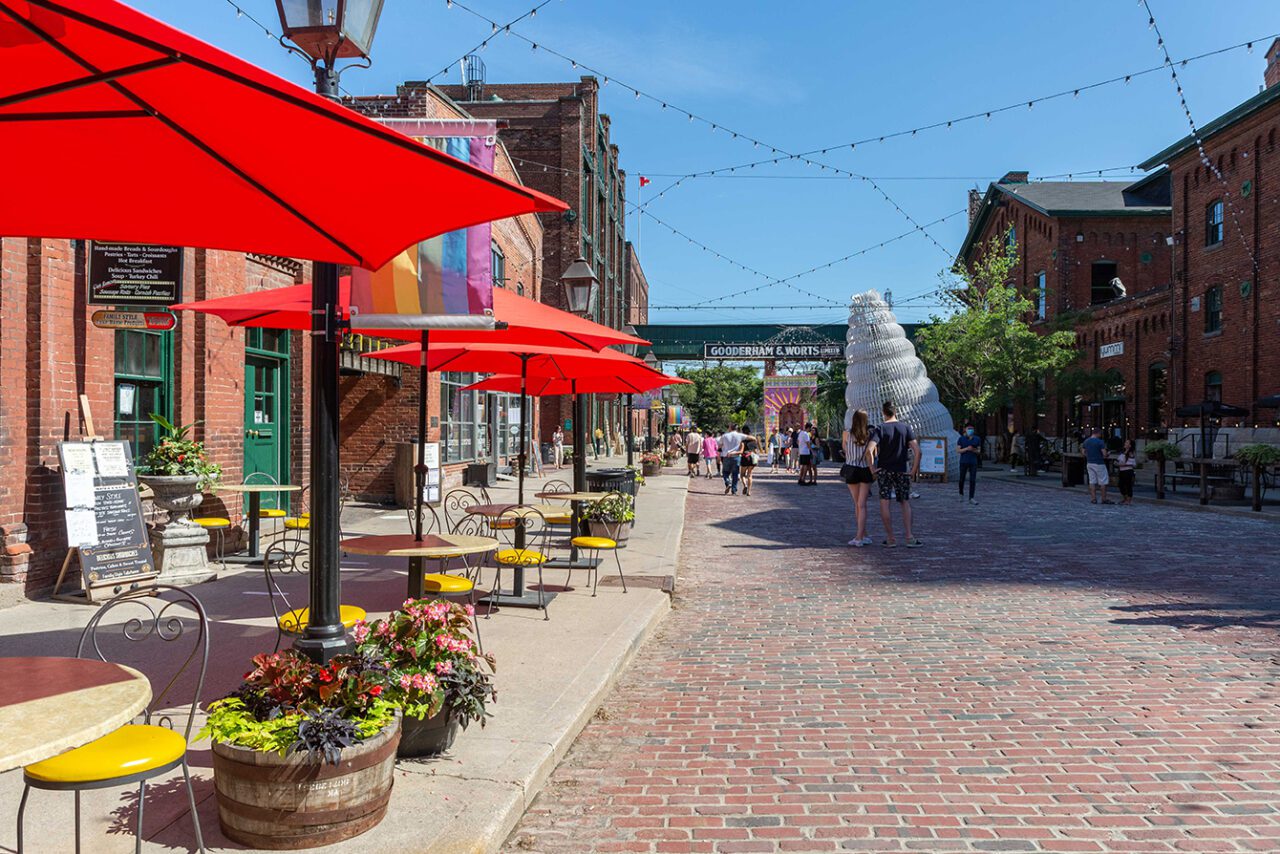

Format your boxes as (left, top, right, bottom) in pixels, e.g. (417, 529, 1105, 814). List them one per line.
(916, 232, 1077, 422)
(675, 365, 763, 431)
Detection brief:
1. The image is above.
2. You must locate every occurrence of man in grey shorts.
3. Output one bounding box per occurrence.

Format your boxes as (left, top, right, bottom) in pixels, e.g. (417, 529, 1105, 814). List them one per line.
(866, 400, 922, 548)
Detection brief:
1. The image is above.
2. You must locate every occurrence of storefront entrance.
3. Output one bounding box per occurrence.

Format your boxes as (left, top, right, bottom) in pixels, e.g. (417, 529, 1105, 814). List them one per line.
(243, 330, 290, 510)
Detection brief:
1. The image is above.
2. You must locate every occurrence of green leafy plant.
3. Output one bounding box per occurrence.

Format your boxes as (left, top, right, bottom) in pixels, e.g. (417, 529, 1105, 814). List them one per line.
(1144, 440, 1183, 461)
(198, 649, 396, 764)
(138, 413, 222, 485)
(585, 492, 635, 524)
(354, 599, 496, 729)
(1233, 444, 1280, 468)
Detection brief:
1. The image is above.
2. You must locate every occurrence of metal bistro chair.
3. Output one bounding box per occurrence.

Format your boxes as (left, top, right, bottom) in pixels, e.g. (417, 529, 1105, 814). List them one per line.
(263, 538, 365, 652)
(488, 506, 552, 621)
(442, 487, 483, 534)
(244, 470, 287, 539)
(17, 585, 208, 854)
(413, 511, 489, 654)
(571, 491, 629, 597)
(280, 485, 311, 552)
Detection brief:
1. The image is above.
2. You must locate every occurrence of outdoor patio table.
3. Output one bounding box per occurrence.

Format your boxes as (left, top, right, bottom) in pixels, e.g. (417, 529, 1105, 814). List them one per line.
(340, 532, 497, 599)
(463, 504, 565, 609)
(535, 491, 605, 570)
(216, 483, 301, 562)
(0, 657, 150, 773)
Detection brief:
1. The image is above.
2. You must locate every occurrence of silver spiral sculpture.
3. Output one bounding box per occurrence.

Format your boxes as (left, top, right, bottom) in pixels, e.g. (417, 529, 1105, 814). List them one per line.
(845, 290, 959, 479)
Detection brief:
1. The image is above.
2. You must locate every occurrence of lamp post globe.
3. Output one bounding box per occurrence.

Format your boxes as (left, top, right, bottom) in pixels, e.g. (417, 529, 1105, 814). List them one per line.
(559, 257, 598, 316)
(275, 0, 385, 62)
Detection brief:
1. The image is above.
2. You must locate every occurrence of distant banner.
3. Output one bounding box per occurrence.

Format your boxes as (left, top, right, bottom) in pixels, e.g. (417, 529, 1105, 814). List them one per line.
(704, 343, 843, 360)
(352, 123, 498, 325)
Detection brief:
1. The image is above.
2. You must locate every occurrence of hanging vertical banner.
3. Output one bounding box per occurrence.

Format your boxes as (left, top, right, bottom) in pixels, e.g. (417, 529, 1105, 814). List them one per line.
(351, 120, 499, 328)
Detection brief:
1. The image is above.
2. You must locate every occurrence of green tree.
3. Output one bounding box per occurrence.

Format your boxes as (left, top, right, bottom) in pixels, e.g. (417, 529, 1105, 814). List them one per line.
(917, 232, 1077, 426)
(675, 365, 763, 431)
(812, 360, 847, 437)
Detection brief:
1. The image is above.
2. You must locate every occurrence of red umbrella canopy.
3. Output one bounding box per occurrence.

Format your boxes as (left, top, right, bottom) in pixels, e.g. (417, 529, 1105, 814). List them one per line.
(465, 371, 688, 397)
(0, 0, 565, 266)
(172, 279, 648, 351)
(370, 340, 650, 379)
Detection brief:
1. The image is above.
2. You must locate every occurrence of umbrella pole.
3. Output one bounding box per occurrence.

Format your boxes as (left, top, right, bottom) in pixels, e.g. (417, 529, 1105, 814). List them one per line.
(408, 330, 429, 599)
(296, 259, 347, 662)
(626, 393, 634, 467)
(518, 356, 529, 507)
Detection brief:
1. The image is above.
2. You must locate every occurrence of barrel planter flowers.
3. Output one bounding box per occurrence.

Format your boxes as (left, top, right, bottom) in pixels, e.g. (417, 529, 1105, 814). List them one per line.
(640, 452, 663, 478)
(199, 650, 400, 849)
(354, 599, 496, 758)
(584, 492, 635, 546)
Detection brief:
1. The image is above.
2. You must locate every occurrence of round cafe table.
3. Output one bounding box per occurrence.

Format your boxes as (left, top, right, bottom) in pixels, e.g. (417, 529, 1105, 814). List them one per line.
(216, 483, 301, 561)
(0, 657, 151, 773)
(341, 533, 497, 599)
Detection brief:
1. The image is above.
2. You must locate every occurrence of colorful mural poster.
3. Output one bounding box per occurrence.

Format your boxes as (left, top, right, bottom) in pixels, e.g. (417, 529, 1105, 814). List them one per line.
(763, 375, 817, 435)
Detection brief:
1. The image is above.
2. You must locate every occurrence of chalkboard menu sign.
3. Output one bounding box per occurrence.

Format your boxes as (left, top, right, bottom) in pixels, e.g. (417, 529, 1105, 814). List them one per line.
(57, 441, 156, 594)
(88, 242, 184, 305)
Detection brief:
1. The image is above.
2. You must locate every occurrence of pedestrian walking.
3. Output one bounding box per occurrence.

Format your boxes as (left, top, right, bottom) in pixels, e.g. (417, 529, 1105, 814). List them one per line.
(685, 426, 703, 477)
(957, 422, 981, 504)
(593, 426, 604, 459)
(719, 425, 745, 495)
(796, 423, 816, 485)
(841, 409, 876, 546)
(768, 428, 782, 472)
(1115, 439, 1137, 505)
(739, 427, 760, 496)
(552, 425, 565, 470)
(1083, 427, 1112, 505)
(702, 430, 720, 478)
(787, 427, 799, 472)
(867, 400, 922, 548)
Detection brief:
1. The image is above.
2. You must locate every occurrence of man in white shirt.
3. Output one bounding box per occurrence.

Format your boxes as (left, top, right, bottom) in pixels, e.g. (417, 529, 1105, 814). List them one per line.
(685, 427, 703, 477)
(719, 427, 745, 495)
(796, 424, 815, 485)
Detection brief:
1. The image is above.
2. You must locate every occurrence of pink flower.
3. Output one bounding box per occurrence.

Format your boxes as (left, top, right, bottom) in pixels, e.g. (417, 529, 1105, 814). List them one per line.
(464, 604, 475, 617)
(434, 660, 453, 675)
(352, 622, 370, 643)
(399, 673, 413, 690)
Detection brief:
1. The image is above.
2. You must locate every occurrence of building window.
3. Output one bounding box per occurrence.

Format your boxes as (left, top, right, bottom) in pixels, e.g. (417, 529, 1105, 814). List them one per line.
(1204, 286, 1222, 333)
(1035, 270, 1046, 320)
(440, 372, 478, 463)
(1006, 225, 1016, 251)
(1205, 199, 1224, 246)
(1148, 362, 1167, 427)
(1091, 261, 1118, 305)
(114, 327, 173, 460)
(490, 241, 505, 288)
(1205, 370, 1222, 403)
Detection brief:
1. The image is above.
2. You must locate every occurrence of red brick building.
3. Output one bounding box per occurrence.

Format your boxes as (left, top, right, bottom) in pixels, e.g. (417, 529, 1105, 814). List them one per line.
(1, 89, 545, 594)
(959, 170, 1174, 436)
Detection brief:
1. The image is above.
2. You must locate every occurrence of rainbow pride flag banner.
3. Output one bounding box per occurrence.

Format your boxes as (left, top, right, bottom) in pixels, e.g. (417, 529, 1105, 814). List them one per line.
(351, 122, 497, 329)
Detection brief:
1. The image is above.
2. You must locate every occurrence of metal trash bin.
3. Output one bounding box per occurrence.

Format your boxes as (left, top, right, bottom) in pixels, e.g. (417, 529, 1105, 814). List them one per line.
(586, 468, 635, 496)
(1064, 454, 1085, 486)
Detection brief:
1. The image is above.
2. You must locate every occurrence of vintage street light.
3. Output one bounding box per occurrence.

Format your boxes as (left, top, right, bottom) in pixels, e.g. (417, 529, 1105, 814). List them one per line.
(276, 0, 385, 662)
(621, 324, 640, 465)
(560, 257, 598, 316)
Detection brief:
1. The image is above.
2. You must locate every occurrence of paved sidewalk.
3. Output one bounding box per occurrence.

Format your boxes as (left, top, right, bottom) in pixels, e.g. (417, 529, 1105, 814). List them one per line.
(0, 456, 683, 853)
(507, 464, 1280, 853)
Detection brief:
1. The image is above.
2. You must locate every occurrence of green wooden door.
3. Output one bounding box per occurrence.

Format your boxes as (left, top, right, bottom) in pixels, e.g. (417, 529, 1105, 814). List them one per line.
(244, 354, 283, 510)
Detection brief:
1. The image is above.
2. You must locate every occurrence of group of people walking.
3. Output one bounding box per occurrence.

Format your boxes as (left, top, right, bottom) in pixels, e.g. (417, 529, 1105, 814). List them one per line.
(680, 425, 762, 497)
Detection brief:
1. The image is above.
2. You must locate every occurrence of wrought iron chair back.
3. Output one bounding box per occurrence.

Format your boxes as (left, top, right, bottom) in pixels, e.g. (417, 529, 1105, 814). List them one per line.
(261, 543, 303, 651)
(498, 505, 551, 558)
(76, 585, 209, 742)
(442, 487, 482, 530)
(541, 479, 573, 504)
(242, 470, 277, 485)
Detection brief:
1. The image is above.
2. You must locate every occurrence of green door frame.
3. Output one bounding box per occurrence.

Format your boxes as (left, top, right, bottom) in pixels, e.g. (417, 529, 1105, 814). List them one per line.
(244, 330, 291, 511)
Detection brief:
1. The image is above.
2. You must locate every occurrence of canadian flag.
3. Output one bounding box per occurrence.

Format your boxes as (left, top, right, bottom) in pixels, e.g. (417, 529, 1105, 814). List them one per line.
(638, 176, 650, 187)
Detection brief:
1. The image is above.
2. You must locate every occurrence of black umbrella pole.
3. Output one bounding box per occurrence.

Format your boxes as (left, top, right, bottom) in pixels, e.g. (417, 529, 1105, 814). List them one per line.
(626, 393, 634, 467)
(573, 387, 587, 533)
(408, 330, 429, 599)
(296, 258, 349, 662)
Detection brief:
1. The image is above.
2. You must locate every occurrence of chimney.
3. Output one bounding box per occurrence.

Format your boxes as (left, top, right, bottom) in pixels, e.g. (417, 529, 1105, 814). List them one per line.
(968, 188, 984, 226)
(1267, 39, 1280, 89)
(998, 170, 1029, 185)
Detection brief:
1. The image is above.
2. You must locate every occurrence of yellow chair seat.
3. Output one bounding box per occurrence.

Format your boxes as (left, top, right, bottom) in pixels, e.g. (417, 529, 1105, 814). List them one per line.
(572, 536, 617, 550)
(422, 573, 473, 594)
(283, 516, 310, 530)
(489, 518, 519, 530)
(496, 548, 547, 566)
(24, 725, 186, 784)
(259, 508, 287, 518)
(544, 513, 573, 525)
(279, 604, 366, 634)
(192, 517, 230, 529)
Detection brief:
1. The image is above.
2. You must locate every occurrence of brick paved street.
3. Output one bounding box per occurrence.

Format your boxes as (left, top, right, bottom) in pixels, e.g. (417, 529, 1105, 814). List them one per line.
(506, 466, 1280, 853)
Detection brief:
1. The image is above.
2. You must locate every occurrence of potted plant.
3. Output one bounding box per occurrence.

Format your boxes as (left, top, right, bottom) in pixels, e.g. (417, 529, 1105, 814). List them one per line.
(627, 465, 646, 490)
(584, 492, 635, 545)
(1144, 440, 1181, 500)
(354, 598, 496, 758)
(136, 413, 221, 516)
(200, 649, 400, 849)
(640, 452, 663, 478)
(1233, 443, 1280, 512)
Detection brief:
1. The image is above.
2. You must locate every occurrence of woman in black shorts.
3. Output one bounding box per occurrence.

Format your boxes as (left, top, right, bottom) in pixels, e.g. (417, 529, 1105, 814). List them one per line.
(739, 427, 760, 496)
(841, 409, 876, 546)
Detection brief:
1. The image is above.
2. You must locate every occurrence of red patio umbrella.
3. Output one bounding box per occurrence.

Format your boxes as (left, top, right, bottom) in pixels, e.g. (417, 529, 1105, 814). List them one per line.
(464, 371, 689, 397)
(0, 0, 566, 656)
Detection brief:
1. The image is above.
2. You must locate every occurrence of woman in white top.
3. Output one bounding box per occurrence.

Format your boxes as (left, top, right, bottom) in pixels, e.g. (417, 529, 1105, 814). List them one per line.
(841, 409, 877, 546)
(1115, 439, 1137, 505)
(552, 426, 565, 469)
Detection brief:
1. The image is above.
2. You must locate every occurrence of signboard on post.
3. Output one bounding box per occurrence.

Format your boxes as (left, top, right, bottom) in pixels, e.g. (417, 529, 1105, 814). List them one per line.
(88, 243, 184, 305)
(918, 438, 948, 476)
(420, 442, 441, 505)
(55, 441, 156, 601)
(703, 343, 843, 361)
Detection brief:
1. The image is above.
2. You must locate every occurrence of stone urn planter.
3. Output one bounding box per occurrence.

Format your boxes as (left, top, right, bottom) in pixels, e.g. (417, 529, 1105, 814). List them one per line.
(137, 474, 204, 518)
(211, 715, 402, 849)
(397, 708, 460, 758)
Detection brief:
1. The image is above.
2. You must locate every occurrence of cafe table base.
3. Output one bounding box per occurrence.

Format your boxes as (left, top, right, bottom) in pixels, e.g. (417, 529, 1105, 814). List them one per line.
(544, 555, 602, 570)
(477, 565, 560, 610)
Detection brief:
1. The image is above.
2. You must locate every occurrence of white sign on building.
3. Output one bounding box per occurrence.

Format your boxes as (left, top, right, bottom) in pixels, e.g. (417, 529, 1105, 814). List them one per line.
(1099, 341, 1124, 359)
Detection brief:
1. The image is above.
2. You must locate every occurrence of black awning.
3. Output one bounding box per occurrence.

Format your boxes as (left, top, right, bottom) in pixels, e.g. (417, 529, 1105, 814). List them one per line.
(1175, 400, 1250, 418)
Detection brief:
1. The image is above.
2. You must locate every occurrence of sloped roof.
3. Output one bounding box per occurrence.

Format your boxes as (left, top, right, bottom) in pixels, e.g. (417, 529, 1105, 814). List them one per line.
(1140, 82, 1280, 170)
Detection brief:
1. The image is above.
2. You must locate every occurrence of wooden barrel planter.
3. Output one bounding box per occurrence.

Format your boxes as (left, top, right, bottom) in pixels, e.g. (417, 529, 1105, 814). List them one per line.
(211, 717, 401, 850)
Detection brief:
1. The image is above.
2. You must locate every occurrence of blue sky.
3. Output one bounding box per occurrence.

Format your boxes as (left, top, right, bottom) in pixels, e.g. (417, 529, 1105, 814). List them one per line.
(133, 1, 1279, 326)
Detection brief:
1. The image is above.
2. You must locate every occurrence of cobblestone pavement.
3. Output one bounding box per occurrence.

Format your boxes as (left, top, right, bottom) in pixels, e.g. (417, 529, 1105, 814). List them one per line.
(505, 465, 1280, 853)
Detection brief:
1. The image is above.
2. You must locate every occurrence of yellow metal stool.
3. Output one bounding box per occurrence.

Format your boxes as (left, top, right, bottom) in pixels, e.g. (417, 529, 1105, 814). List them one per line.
(568, 535, 628, 597)
(191, 516, 230, 568)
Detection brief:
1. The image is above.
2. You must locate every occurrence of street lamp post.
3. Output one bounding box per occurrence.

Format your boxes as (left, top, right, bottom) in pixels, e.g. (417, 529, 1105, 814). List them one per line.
(276, 0, 384, 662)
(643, 351, 660, 454)
(621, 324, 640, 467)
(560, 259, 598, 546)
